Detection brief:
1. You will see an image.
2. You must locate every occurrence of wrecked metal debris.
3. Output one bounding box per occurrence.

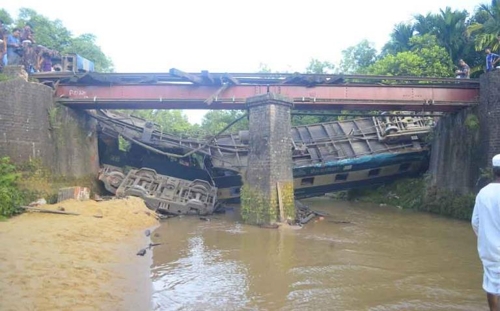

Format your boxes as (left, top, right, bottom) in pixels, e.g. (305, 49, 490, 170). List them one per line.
(99, 165, 218, 216)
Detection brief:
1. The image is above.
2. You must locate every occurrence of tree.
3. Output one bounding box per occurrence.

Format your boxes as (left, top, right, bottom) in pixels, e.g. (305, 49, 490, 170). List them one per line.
(381, 23, 415, 56)
(305, 58, 335, 74)
(65, 34, 113, 72)
(17, 8, 72, 52)
(369, 34, 453, 77)
(414, 13, 438, 35)
(338, 40, 377, 74)
(414, 8, 468, 63)
(0, 9, 13, 25)
(130, 110, 196, 136)
(435, 8, 468, 62)
(468, 0, 500, 52)
(258, 62, 272, 73)
(8, 8, 113, 72)
(200, 110, 248, 136)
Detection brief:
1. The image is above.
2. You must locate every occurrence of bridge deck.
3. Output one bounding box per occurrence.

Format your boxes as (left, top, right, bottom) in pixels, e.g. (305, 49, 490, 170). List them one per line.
(38, 71, 480, 112)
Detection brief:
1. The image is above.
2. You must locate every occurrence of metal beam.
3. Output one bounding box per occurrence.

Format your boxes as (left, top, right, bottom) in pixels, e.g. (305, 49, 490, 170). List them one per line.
(291, 112, 443, 117)
(55, 83, 479, 112)
(169, 68, 205, 84)
(33, 71, 481, 85)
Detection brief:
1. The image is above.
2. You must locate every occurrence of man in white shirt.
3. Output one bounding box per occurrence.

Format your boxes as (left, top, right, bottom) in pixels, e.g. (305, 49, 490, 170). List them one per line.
(472, 154, 500, 311)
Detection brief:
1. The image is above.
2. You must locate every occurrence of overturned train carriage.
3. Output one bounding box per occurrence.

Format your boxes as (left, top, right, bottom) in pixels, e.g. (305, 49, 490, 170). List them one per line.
(93, 110, 434, 213)
(99, 165, 217, 215)
(210, 113, 433, 201)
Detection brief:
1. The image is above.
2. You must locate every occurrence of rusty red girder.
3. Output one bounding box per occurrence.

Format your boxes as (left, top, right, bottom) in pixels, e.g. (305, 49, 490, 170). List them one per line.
(55, 83, 479, 112)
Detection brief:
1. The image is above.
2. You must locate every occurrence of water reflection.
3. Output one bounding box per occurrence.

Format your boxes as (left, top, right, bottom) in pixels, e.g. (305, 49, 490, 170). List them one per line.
(151, 198, 486, 311)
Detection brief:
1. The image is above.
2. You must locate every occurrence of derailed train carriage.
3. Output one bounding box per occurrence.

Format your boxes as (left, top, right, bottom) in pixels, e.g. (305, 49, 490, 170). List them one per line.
(93, 110, 434, 214)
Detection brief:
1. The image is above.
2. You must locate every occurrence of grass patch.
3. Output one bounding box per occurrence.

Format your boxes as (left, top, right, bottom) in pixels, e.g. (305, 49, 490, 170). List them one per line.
(0, 157, 37, 217)
(344, 176, 475, 220)
(0, 157, 101, 218)
(0, 73, 12, 82)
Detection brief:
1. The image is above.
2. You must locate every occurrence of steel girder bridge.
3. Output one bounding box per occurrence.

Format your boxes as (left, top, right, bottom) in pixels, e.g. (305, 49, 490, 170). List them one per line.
(32, 69, 479, 113)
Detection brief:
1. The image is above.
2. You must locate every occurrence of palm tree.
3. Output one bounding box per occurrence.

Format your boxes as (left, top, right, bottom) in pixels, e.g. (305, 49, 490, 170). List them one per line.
(414, 9, 468, 62)
(414, 13, 438, 35)
(381, 23, 415, 55)
(467, 0, 500, 52)
(434, 8, 468, 62)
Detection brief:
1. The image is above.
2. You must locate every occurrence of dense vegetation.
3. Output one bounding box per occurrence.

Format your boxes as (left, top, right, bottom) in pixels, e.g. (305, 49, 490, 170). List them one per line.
(0, 157, 27, 218)
(346, 177, 476, 220)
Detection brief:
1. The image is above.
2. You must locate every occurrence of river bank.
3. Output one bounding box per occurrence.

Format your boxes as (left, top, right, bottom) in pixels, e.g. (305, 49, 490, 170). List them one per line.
(344, 176, 476, 220)
(0, 197, 158, 311)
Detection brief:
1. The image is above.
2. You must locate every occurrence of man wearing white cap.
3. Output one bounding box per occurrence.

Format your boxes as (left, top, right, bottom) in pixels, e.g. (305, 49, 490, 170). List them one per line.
(472, 154, 500, 311)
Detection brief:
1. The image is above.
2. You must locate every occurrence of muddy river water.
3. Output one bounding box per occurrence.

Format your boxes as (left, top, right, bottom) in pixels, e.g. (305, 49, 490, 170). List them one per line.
(150, 198, 486, 311)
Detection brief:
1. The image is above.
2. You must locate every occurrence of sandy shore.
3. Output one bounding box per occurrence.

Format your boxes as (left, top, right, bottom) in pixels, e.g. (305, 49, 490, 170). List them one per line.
(0, 197, 158, 311)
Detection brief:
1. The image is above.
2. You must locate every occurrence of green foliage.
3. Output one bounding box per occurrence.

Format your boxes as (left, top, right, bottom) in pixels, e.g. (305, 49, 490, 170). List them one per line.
(200, 110, 248, 136)
(424, 186, 476, 220)
(64, 33, 113, 72)
(465, 113, 480, 131)
(380, 8, 482, 74)
(348, 178, 426, 210)
(118, 135, 131, 152)
(339, 40, 377, 74)
(258, 63, 272, 73)
(414, 8, 468, 63)
(468, 0, 500, 52)
(0, 9, 14, 25)
(305, 58, 335, 74)
(5, 8, 113, 72)
(130, 110, 195, 136)
(479, 167, 493, 182)
(346, 177, 476, 220)
(0, 157, 23, 217)
(369, 34, 453, 77)
(291, 110, 346, 126)
(0, 73, 11, 82)
(381, 23, 415, 56)
(17, 8, 71, 50)
(47, 106, 62, 129)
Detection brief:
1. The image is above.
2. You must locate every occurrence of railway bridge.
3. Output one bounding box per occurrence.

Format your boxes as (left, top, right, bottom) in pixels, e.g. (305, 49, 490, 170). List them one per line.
(36, 70, 479, 112)
(32, 69, 482, 225)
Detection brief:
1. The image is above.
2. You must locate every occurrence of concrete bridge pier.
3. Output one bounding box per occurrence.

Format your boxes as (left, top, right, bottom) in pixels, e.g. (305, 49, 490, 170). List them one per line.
(240, 93, 295, 226)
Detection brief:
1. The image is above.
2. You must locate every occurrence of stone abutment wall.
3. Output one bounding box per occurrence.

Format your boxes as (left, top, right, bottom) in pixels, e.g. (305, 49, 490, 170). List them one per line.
(0, 66, 99, 177)
(424, 71, 500, 219)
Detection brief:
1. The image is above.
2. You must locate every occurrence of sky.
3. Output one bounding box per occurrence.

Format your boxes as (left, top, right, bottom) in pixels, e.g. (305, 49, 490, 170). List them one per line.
(1, 0, 483, 123)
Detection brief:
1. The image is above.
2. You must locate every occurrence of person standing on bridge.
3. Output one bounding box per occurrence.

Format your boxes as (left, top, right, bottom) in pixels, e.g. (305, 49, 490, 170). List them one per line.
(485, 48, 500, 72)
(0, 20, 8, 69)
(472, 154, 500, 311)
(6, 28, 22, 66)
(455, 59, 470, 79)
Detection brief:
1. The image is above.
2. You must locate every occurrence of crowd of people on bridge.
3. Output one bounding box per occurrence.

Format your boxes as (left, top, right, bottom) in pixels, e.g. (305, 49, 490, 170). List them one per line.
(0, 20, 59, 73)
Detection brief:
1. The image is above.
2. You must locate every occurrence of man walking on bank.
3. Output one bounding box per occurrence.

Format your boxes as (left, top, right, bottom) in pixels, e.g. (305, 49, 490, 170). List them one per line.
(472, 154, 500, 311)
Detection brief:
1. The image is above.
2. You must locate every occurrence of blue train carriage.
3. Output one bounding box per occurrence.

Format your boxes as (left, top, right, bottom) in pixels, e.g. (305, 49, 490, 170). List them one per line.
(292, 149, 430, 199)
(214, 149, 429, 202)
(214, 115, 433, 202)
(62, 53, 95, 72)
